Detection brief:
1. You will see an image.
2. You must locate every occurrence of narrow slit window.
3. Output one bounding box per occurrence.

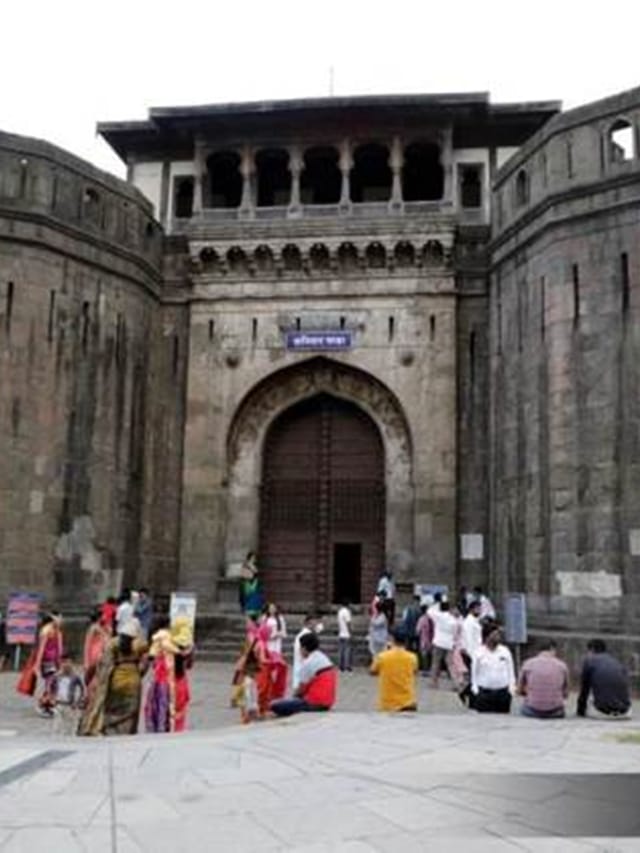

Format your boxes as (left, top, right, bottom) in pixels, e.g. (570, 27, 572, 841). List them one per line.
(429, 314, 436, 341)
(469, 330, 476, 385)
(5, 281, 14, 333)
(388, 316, 395, 342)
(572, 263, 580, 327)
(81, 301, 90, 354)
(339, 316, 346, 330)
(252, 317, 258, 343)
(208, 319, 215, 340)
(621, 252, 630, 314)
(295, 317, 301, 331)
(48, 290, 56, 343)
(172, 335, 179, 375)
(540, 276, 546, 340)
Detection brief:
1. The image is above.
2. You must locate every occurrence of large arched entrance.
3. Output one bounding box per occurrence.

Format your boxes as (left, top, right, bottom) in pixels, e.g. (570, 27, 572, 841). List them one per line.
(259, 394, 385, 607)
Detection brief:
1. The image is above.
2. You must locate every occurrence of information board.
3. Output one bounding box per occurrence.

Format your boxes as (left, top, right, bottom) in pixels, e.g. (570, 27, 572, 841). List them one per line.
(6, 592, 40, 645)
(503, 593, 528, 644)
(169, 591, 197, 636)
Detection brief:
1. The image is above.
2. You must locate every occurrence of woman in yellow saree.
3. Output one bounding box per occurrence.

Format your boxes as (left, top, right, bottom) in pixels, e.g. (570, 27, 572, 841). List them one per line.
(78, 620, 147, 736)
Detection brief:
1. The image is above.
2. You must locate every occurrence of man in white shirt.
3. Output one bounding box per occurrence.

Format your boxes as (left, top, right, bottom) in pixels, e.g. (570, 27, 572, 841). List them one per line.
(115, 591, 134, 635)
(337, 601, 353, 672)
(377, 571, 396, 626)
(470, 623, 515, 713)
(431, 601, 459, 688)
(459, 599, 482, 704)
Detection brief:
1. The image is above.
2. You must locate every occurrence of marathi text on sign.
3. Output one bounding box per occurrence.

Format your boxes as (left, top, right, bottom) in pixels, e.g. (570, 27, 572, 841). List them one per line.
(285, 331, 352, 351)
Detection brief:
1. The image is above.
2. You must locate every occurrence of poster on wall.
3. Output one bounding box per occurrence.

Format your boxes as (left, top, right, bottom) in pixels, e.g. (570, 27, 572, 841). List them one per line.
(6, 592, 41, 646)
(169, 591, 197, 637)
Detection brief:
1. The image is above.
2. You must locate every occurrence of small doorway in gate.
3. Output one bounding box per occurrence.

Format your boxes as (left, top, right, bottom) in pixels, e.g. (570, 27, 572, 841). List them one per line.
(333, 543, 362, 604)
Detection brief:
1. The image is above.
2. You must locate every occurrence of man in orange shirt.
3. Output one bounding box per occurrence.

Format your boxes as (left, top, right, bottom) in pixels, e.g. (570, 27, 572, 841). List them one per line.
(370, 627, 418, 711)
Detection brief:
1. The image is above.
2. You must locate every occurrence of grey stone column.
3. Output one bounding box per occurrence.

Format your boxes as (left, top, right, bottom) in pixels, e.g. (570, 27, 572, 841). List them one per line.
(441, 126, 454, 203)
(192, 139, 205, 215)
(239, 145, 255, 218)
(288, 146, 303, 217)
(339, 139, 352, 211)
(389, 136, 404, 211)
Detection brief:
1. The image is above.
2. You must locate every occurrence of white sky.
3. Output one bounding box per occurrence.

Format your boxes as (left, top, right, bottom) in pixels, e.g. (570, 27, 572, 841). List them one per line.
(2, 0, 639, 180)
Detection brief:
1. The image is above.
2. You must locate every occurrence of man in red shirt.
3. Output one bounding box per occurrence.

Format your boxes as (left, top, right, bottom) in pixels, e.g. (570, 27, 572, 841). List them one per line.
(517, 640, 569, 718)
(270, 632, 337, 717)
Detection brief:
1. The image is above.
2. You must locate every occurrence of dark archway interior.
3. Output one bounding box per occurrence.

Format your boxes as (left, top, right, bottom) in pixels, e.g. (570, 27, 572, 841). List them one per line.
(301, 147, 341, 204)
(351, 143, 391, 203)
(256, 148, 291, 207)
(207, 151, 242, 208)
(403, 142, 443, 201)
(173, 177, 194, 218)
(259, 393, 385, 606)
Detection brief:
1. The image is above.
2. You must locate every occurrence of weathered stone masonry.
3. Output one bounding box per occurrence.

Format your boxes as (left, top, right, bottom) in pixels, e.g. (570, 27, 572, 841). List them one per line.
(3, 87, 640, 649)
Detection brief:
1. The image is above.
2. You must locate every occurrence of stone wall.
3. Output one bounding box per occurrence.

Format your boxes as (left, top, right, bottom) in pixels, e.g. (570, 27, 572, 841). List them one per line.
(0, 131, 183, 609)
(490, 87, 640, 633)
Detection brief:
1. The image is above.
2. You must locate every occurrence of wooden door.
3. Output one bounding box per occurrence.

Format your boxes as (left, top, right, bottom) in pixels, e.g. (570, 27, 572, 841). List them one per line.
(259, 394, 384, 608)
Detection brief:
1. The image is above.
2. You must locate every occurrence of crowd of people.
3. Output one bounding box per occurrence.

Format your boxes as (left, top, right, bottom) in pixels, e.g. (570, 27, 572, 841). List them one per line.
(11, 555, 634, 734)
(16, 588, 195, 736)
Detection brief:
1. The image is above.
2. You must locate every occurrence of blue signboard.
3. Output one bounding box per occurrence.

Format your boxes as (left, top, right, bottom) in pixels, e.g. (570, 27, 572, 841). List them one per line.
(285, 331, 352, 351)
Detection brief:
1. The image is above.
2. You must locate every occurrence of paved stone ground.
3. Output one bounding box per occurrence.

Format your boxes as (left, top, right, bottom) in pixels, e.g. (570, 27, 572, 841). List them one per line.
(0, 663, 466, 737)
(0, 666, 639, 851)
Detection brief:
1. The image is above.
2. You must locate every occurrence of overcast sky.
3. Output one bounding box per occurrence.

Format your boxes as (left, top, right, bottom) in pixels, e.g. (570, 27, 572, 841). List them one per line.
(3, 0, 639, 179)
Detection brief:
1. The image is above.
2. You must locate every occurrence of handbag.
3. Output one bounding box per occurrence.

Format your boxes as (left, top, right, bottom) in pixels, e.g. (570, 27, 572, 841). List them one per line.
(16, 650, 38, 696)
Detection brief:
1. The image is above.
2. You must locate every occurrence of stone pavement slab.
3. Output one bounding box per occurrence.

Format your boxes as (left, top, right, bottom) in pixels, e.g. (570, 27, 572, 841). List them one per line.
(0, 712, 637, 851)
(1, 664, 640, 850)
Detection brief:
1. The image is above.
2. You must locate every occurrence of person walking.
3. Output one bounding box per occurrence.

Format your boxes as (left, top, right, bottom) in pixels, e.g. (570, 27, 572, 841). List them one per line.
(368, 601, 389, 660)
(416, 604, 433, 675)
(376, 570, 396, 627)
(370, 628, 418, 712)
(430, 601, 458, 689)
(52, 655, 85, 736)
(134, 588, 154, 641)
(337, 601, 353, 673)
(470, 623, 515, 713)
(34, 612, 64, 718)
(78, 620, 148, 736)
(458, 599, 482, 704)
(576, 639, 632, 720)
(517, 640, 569, 718)
(401, 595, 421, 654)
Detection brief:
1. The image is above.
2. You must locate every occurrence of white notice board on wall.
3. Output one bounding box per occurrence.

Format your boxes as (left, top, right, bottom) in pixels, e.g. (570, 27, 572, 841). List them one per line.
(461, 534, 484, 560)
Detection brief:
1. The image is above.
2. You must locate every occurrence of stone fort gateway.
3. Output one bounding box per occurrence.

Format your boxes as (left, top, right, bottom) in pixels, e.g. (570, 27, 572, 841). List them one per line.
(1, 87, 640, 649)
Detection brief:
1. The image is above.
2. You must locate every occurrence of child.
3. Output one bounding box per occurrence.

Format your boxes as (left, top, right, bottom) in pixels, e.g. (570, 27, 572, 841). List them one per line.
(231, 642, 260, 724)
(52, 656, 85, 736)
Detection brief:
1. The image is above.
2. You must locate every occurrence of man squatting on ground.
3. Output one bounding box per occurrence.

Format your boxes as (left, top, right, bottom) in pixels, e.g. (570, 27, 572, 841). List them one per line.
(370, 627, 418, 712)
(270, 632, 337, 717)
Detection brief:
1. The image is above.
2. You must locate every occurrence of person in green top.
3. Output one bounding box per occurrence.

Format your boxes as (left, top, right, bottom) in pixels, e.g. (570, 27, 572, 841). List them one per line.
(239, 551, 264, 619)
